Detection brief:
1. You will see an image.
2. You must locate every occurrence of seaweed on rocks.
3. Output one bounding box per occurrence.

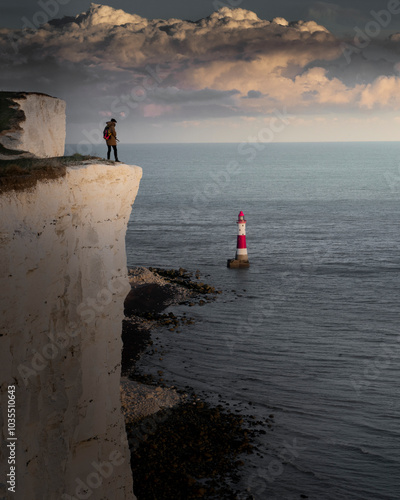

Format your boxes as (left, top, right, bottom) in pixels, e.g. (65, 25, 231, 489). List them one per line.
(148, 267, 222, 297)
(122, 267, 219, 378)
(121, 319, 152, 377)
(127, 397, 257, 500)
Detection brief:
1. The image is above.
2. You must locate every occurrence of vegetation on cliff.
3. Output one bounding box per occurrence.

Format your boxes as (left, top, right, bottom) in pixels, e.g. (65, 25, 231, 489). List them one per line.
(0, 155, 112, 192)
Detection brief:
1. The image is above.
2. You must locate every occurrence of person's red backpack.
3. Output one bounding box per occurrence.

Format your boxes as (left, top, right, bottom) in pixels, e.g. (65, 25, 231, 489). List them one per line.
(103, 126, 111, 140)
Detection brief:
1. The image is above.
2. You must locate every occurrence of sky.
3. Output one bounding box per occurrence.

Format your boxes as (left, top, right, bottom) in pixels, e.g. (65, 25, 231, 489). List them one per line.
(2, 1, 400, 145)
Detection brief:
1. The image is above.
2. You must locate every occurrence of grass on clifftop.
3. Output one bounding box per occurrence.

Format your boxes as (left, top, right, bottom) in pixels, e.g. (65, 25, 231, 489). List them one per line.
(0, 154, 104, 193)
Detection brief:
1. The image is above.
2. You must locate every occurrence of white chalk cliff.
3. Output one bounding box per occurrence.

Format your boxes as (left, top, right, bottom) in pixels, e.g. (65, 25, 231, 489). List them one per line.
(0, 92, 66, 159)
(0, 163, 142, 500)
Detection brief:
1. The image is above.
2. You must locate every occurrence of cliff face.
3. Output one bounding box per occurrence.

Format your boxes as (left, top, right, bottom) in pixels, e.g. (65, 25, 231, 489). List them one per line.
(0, 92, 66, 159)
(0, 163, 142, 500)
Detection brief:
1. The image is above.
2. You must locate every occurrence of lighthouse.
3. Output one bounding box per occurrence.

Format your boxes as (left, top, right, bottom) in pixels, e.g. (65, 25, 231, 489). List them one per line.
(227, 211, 250, 268)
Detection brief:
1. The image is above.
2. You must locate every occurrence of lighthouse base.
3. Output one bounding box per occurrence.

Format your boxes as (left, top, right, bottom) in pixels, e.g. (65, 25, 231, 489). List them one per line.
(227, 258, 250, 268)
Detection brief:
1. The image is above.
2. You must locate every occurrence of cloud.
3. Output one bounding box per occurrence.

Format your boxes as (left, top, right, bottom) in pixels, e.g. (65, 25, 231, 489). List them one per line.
(1, 3, 400, 143)
(73, 3, 148, 29)
(243, 90, 263, 99)
(143, 103, 172, 117)
(359, 75, 400, 109)
(0, 4, 336, 69)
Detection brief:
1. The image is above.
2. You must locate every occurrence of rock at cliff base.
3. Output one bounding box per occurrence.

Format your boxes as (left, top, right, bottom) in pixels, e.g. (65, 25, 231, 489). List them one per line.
(0, 91, 66, 159)
(124, 283, 179, 315)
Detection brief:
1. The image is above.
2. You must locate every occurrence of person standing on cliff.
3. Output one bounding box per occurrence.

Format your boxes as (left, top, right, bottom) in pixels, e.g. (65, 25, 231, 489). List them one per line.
(105, 118, 120, 162)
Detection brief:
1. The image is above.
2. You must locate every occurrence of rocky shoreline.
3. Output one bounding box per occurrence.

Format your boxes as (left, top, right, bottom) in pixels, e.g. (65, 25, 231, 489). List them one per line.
(120, 267, 267, 500)
(121, 266, 219, 381)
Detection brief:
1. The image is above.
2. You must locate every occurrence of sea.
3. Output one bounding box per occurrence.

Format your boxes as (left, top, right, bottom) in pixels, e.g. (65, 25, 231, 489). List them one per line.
(98, 142, 400, 499)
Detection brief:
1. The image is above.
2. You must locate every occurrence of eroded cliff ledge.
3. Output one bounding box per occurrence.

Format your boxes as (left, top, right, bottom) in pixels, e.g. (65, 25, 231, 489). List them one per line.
(0, 163, 142, 500)
(0, 92, 66, 159)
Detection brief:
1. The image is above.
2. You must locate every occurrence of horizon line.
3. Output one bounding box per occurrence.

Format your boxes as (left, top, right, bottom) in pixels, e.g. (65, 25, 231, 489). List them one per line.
(66, 140, 400, 146)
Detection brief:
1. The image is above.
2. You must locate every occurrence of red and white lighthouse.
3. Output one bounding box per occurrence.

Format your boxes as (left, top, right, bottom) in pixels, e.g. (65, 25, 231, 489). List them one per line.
(236, 211, 248, 261)
(227, 211, 250, 268)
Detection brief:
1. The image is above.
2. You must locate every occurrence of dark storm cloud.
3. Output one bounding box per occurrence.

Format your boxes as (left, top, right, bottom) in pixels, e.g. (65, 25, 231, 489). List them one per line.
(0, 5, 339, 77)
(2, 2, 400, 143)
(243, 90, 263, 99)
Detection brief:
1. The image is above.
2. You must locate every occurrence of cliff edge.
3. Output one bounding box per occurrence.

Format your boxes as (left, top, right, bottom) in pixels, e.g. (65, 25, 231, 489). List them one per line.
(0, 163, 142, 500)
(0, 92, 66, 160)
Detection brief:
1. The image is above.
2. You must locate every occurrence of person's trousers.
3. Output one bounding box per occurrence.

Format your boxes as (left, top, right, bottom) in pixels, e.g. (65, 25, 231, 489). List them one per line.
(107, 145, 118, 161)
